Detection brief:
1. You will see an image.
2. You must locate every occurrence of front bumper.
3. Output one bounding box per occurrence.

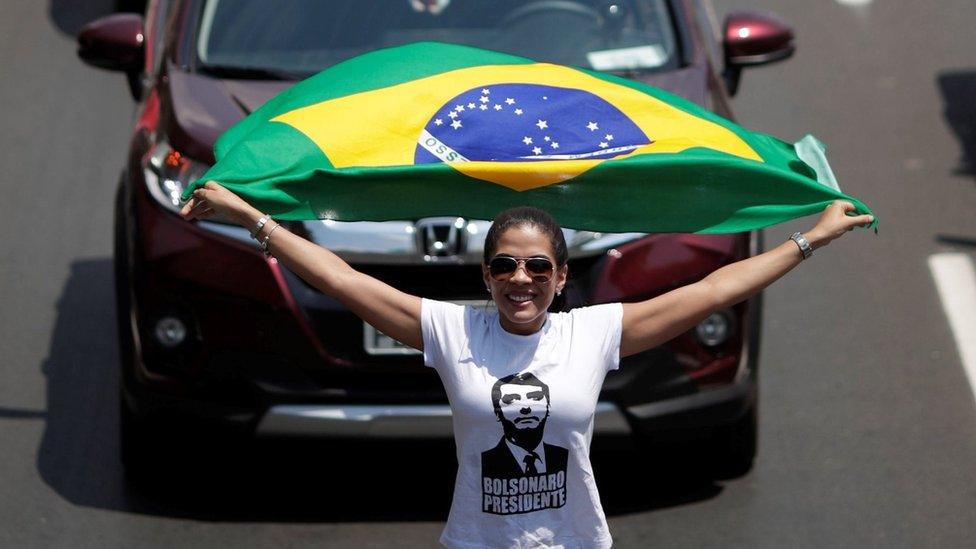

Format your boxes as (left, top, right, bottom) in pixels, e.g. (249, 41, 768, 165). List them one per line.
(254, 402, 632, 438)
(124, 368, 753, 440)
(626, 369, 756, 433)
(250, 369, 754, 439)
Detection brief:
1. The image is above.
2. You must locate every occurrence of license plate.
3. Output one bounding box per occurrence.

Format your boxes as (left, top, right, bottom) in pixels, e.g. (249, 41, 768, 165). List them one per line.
(363, 299, 496, 355)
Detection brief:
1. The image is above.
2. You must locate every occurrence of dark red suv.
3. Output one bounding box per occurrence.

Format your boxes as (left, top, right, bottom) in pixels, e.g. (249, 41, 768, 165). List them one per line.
(78, 0, 794, 477)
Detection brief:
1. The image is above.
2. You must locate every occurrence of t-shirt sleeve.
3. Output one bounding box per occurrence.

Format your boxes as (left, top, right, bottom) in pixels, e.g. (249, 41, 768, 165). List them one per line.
(420, 298, 465, 369)
(575, 302, 624, 372)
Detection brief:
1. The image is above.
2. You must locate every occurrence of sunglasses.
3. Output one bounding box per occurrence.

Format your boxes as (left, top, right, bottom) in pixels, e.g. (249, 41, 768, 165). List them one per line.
(487, 256, 556, 283)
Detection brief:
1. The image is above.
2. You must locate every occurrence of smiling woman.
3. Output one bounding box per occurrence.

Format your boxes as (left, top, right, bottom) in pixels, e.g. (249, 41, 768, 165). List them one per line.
(481, 207, 568, 335)
(179, 178, 871, 548)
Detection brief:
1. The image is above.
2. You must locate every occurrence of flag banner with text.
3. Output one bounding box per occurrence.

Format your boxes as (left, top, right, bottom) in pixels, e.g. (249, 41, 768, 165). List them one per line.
(182, 42, 875, 233)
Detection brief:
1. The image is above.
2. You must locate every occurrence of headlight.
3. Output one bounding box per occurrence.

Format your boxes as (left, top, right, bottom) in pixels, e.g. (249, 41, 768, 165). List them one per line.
(695, 310, 735, 347)
(144, 140, 210, 214)
(142, 140, 256, 244)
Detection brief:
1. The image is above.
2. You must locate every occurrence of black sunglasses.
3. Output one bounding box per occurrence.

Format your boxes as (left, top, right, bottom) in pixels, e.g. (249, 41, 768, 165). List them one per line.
(487, 256, 556, 282)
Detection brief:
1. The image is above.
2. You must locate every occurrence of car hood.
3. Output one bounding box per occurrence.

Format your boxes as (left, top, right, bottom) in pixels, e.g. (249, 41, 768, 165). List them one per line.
(162, 66, 292, 163)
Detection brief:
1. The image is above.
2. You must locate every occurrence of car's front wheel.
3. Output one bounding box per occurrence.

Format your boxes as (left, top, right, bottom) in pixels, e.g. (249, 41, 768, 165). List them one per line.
(705, 405, 757, 479)
(119, 393, 152, 477)
(119, 393, 202, 482)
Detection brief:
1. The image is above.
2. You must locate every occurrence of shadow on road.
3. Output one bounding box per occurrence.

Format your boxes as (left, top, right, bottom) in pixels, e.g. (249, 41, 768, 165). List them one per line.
(937, 70, 976, 178)
(48, 0, 119, 37)
(36, 258, 132, 512)
(35, 258, 722, 523)
(936, 234, 976, 249)
(0, 407, 47, 419)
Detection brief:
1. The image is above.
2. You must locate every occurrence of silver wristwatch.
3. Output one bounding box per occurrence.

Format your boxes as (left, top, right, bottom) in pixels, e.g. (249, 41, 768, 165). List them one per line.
(790, 232, 813, 260)
(250, 215, 270, 239)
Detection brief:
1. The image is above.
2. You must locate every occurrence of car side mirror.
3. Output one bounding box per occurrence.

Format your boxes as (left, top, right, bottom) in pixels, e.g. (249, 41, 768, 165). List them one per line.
(78, 13, 145, 72)
(78, 14, 146, 100)
(722, 11, 795, 96)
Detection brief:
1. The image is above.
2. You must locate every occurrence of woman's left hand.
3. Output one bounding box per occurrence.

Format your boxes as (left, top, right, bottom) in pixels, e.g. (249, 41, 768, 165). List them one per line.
(805, 200, 874, 250)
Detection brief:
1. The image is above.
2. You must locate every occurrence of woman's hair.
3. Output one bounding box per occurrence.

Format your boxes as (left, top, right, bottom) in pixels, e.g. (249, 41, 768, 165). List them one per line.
(483, 206, 568, 266)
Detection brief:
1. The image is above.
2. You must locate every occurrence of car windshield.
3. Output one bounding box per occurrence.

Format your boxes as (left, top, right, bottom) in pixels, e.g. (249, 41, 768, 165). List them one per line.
(195, 0, 679, 79)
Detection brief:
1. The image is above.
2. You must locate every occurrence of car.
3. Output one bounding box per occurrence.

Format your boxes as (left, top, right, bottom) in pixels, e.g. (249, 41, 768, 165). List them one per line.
(78, 0, 795, 478)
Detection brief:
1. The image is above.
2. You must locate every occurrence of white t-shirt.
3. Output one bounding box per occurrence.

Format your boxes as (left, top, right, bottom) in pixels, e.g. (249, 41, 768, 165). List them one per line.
(421, 298, 623, 549)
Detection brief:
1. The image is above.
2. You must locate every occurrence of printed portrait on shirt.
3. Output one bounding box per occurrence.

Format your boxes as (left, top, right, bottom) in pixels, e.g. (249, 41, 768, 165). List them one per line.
(481, 372, 569, 515)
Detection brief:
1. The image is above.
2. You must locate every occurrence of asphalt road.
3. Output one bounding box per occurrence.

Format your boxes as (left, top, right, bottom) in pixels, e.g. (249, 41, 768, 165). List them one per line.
(1, 0, 975, 547)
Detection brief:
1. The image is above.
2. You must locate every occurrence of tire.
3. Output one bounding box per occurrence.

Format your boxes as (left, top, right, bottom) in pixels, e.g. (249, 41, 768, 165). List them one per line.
(114, 181, 155, 480)
(120, 393, 194, 483)
(706, 405, 757, 479)
(119, 392, 156, 480)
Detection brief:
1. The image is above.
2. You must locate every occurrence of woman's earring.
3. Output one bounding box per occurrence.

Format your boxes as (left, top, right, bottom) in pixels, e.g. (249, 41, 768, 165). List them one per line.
(556, 289, 562, 296)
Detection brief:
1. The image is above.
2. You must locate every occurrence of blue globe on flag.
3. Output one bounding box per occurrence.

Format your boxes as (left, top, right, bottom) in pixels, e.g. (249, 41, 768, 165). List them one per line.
(415, 84, 653, 165)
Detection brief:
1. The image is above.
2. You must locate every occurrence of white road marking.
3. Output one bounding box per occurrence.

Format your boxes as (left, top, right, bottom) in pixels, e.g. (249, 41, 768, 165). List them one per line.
(929, 253, 976, 404)
(835, 0, 873, 6)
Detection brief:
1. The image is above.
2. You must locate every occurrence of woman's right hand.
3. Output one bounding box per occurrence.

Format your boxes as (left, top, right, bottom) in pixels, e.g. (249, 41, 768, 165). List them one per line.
(179, 181, 260, 227)
(180, 180, 423, 351)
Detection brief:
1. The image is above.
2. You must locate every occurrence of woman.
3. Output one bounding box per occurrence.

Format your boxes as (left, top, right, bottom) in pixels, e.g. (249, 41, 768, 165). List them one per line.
(180, 181, 872, 548)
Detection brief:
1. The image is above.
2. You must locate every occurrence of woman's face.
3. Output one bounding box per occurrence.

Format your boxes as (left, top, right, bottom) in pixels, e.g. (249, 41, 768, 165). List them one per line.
(482, 225, 568, 335)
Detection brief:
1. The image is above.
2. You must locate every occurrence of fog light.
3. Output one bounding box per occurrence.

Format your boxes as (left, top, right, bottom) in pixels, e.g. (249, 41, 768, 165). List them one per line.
(153, 316, 187, 348)
(695, 312, 731, 347)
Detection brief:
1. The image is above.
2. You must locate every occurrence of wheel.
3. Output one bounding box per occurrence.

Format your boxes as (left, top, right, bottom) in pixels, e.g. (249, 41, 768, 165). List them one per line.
(706, 405, 757, 479)
(119, 393, 196, 483)
(119, 392, 157, 479)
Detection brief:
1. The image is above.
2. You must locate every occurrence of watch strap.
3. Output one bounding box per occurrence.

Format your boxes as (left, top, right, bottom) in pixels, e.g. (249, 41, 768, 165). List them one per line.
(790, 232, 813, 260)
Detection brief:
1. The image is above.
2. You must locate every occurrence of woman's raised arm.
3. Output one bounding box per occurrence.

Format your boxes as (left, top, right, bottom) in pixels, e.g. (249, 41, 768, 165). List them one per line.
(619, 201, 873, 358)
(180, 181, 423, 350)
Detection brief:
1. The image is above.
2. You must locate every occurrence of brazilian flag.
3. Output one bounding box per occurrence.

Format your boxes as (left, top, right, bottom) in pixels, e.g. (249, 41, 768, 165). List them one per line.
(182, 42, 874, 233)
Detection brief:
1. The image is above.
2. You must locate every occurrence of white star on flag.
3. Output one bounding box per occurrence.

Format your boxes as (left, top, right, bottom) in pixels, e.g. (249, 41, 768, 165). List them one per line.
(451, 120, 462, 129)
(505, 98, 515, 105)
(482, 88, 490, 94)
(480, 96, 489, 103)
(599, 141, 608, 148)
(605, 134, 614, 141)
(434, 119, 443, 126)
(532, 146, 542, 155)
(479, 104, 488, 110)
(493, 104, 502, 110)
(448, 111, 458, 119)
(551, 142, 559, 149)
(536, 120, 548, 129)
(587, 122, 598, 131)
(522, 136, 533, 145)
(514, 108, 523, 115)
(543, 136, 550, 142)
(467, 102, 475, 109)
(455, 105, 465, 112)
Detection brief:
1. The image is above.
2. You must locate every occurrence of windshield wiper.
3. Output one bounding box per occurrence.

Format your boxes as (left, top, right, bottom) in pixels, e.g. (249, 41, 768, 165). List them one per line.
(199, 64, 307, 81)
